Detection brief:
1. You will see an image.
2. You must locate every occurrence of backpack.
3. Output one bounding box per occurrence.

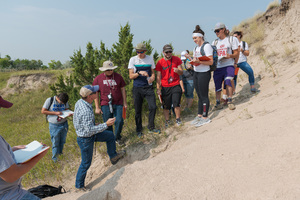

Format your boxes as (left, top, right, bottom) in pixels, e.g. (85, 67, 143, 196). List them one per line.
(199, 41, 218, 72)
(45, 96, 54, 123)
(28, 184, 66, 198)
(242, 41, 246, 51)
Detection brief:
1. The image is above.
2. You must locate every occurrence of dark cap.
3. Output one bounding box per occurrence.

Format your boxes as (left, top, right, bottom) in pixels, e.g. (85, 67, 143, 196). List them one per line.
(163, 44, 173, 52)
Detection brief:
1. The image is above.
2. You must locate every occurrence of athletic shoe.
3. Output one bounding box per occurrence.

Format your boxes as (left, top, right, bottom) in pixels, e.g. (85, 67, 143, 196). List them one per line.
(75, 187, 91, 192)
(194, 118, 211, 127)
(116, 139, 125, 146)
(165, 120, 171, 127)
(137, 132, 143, 138)
(176, 118, 182, 126)
(222, 99, 228, 106)
(110, 150, 126, 165)
(191, 116, 202, 125)
(214, 103, 223, 110)
(228, 102, 236, 110)
(148, 128, 161, 134)
(251, 88, 257, 93)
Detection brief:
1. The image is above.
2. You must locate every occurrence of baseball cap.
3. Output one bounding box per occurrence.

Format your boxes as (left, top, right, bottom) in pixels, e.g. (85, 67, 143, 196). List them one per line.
(79, 85, 99, 98)
(181, 51, 188, 60)
(163, 44, 173, 52)
(0, 96, 13, 108)
(214, 22, 226, 30)
(135, 43, 148, 51)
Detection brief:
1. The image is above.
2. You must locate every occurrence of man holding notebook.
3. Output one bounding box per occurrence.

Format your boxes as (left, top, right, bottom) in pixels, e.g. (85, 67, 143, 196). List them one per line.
(0, 96, 48, 200)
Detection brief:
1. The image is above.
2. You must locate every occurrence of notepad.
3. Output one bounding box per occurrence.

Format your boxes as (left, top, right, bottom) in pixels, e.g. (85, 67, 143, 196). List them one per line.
(13, 141, 49, 164)
(58, 110, 74, 119)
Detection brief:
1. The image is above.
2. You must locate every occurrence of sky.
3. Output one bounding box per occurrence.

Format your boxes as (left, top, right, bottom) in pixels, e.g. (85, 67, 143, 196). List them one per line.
(0, 0, 280, 66)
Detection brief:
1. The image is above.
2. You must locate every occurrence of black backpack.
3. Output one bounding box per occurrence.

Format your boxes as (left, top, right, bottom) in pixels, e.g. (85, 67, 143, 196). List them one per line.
(45, 96, 54, 123)
(28, 184, 66, 198)
(199, 41, 218, 72)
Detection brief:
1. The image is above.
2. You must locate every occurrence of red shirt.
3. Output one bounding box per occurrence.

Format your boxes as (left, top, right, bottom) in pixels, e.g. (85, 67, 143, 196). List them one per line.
(156, 56, 182, 87)
(93, 72, 126, 106)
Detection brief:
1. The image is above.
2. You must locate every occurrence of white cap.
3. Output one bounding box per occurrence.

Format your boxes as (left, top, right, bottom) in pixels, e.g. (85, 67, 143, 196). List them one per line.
(181, 51, 188, 60)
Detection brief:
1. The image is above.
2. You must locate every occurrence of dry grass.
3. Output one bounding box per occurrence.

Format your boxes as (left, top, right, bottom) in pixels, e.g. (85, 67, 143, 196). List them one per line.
(267, 0, 280, 11)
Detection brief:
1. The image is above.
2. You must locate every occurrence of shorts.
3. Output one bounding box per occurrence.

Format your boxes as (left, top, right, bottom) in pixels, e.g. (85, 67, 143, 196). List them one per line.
(161, 85, 182, 110)
(183, 80, 194, 98)
(213, 65, 235, 92)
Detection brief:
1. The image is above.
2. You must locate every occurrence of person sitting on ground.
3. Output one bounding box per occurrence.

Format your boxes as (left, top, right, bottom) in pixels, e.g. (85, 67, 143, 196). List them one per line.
(0, 96, 49, 200)
(233, 31, 257, 93)
(156, 44, 183, 127)
(41, 93, 70, 162)
(93, 61, 127, 146)
(73, 85, 126, 191)
(180, 50, 194, 114)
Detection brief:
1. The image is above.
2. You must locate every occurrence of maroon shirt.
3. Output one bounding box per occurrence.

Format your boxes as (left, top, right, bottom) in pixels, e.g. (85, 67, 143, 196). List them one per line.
(93, 72, 126, 106)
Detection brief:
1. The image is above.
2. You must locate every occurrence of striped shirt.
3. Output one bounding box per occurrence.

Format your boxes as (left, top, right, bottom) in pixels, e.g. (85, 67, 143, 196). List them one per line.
(73, 99, 107, 137)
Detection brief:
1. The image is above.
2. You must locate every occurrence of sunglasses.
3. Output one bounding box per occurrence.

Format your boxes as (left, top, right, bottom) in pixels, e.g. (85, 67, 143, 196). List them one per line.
(136, 51, 145, 54)
(106, 69, 113, 71)
(165, 51, 173, 54)
(214, 29, 222, 33)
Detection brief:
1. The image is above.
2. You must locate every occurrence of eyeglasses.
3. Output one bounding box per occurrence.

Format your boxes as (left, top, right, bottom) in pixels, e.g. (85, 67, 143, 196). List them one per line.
(106, 69, 113, 71)
(165, 51, 173, 54)
(90, 92, 96, 95)
(136, 51, 145, 54)
(214, 29, 221, 33)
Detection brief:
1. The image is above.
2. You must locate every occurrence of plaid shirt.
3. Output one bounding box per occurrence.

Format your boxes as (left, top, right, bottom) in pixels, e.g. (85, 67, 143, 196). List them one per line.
(73, 99, 107, 137)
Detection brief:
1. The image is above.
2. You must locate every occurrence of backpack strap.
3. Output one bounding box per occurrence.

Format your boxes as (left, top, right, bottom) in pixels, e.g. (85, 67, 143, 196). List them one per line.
(46, 96, 54, 123)
(213, 39, 218, 47)
(200, 41, 209, 56)
(242, 41, 246, 51)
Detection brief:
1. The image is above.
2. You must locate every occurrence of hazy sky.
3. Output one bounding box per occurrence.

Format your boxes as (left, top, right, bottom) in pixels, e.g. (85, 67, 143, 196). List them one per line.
(0, 0, 280, 66)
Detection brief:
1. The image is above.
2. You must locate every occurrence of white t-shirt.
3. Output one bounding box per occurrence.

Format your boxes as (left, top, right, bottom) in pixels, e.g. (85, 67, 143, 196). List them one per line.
(212, 36, 239, 68)
(193, 43, 213, 72)
(237, 41, 249, 63)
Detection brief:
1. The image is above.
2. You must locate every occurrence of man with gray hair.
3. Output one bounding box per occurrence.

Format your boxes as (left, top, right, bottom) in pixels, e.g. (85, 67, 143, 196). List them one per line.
(128, 43, 160, 137)
(73, 85, 125, 191)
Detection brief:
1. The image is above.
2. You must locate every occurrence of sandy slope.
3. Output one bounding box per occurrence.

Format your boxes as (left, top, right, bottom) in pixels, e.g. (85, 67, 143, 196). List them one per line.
(45, 1, 300, 199)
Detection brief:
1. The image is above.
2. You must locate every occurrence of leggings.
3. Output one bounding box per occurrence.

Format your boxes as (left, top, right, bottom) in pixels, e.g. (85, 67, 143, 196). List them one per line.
(193, 71, 211, 117)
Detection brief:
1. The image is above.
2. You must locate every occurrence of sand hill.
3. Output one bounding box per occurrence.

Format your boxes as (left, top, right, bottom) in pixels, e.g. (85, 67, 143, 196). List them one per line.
(45, 0, 300, 199)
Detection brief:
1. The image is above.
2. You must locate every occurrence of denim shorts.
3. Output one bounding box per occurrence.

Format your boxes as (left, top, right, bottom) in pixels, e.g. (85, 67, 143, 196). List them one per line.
(183, 80, 194, 98)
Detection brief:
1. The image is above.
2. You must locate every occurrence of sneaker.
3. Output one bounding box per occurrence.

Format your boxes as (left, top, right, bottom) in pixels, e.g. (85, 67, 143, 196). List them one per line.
(116, 139, 125, 146)
(228, 102, 236, 110)
(195, 118, 211, 127)
(110, 150, 126, 165)
(251, 88, 257, 93)
(165, 120, 171, 127)
(191, 116, 201, 125)
(222, 99, 228, 106)
(176, 118, 182, 126)
(75, 186, 91, 192)
(214, 103, 223, 110)
(137, 132, 143, 138)
(148, 128, 161, 134)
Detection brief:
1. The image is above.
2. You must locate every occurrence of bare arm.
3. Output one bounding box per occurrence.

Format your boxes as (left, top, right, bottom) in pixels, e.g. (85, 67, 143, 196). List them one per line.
(129, 69, 140, 80)
(41, 107, 61, 116)
(121, 87, 127, 109)
(0, 147, 48, 183)
(94, 92, 102, 114)
(156, 71, 162, 95)
(242, 50, 250, 56)
(174, 65, 183, 76)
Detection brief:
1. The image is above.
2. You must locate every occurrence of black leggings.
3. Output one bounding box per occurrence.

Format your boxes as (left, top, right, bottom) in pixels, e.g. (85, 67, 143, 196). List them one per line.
(193, 71, 211, 117)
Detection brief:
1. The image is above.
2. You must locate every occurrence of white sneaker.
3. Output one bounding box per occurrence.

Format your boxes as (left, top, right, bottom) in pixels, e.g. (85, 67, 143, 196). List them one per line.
(195, 118, 211, 127)
(191, 116, 202, 125)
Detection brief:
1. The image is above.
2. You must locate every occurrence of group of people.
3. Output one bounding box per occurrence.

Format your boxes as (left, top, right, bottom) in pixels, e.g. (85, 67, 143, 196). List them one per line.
(0, 22, 257, 199)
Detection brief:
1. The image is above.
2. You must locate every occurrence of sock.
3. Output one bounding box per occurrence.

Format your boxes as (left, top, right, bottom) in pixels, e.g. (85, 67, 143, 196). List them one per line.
(222, 94, 227, 100)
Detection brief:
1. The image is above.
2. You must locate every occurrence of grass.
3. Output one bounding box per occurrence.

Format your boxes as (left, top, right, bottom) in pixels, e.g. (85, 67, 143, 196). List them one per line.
(267, 0, 280, 10)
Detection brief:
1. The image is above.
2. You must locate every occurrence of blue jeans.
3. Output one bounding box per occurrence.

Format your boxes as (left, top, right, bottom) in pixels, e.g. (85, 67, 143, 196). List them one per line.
(75, 130, 116, 188)
(235, 61, 255, 87)
(20, 192, 41, 200)
(49, 121, 68, 161)
(101, 105, 124, 141)
(183, 80, 194, 98)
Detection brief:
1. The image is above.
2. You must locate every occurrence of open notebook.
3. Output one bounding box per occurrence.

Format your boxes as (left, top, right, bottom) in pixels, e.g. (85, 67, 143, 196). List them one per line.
(58, 110, 74, 119)
(13, 141, 49, 164)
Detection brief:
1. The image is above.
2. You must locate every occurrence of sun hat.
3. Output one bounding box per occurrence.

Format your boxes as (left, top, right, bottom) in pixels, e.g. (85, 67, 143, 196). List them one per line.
(0, 96, 13, 108)
(181, 51, 188, 60)
(134, 43, 148, 51)
(163, 44, 173, 52)
(214, 22, 226, 30)
(79, 85, 99, 97)
(99, 61, 118, 71)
